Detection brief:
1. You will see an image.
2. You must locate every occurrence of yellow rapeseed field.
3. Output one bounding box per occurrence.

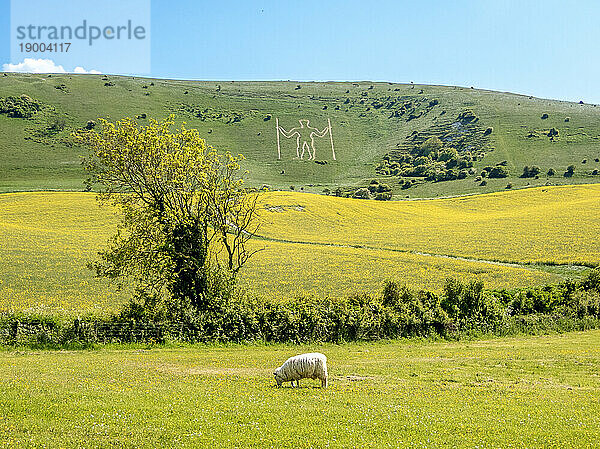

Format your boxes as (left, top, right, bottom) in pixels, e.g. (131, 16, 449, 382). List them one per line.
(239, 240, 561, 299)
(3, 185, 596, 314)
(0, 192, 126, 315)
(258, 184, 600, 266)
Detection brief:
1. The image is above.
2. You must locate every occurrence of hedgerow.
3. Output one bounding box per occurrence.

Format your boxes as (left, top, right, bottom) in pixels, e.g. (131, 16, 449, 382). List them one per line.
(2, 268, 600, 347)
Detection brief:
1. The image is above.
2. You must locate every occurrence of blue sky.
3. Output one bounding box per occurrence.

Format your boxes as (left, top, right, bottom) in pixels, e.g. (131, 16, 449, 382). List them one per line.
(1, 0, 599, 103)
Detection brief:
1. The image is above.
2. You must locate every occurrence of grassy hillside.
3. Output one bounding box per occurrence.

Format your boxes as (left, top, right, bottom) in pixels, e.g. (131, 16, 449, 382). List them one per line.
(6, 185, 600, 315)
(2, 73, 600, 197)
(2, 331, 600, 447)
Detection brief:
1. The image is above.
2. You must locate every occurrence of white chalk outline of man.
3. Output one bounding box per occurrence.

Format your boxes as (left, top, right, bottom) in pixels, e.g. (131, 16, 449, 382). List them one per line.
(277, 119, 330, 160)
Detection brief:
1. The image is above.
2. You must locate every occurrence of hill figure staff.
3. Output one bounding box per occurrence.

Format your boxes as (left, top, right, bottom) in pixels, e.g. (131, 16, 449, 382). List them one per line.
(328, 118, 336, 161)
(276, 117, 281, 160)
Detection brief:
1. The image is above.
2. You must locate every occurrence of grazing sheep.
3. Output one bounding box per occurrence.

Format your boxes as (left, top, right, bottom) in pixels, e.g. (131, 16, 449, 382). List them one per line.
(273, 352, 328, 388)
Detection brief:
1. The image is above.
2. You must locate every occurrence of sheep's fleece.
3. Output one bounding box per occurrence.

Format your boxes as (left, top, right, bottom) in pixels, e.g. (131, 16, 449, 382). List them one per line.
(273, 352, 328, 388)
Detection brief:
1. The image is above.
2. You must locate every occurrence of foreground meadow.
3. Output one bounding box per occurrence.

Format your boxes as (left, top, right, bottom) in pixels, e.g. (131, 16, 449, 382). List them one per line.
(0, 190, 570, 315)
(1, 330, 599, 447)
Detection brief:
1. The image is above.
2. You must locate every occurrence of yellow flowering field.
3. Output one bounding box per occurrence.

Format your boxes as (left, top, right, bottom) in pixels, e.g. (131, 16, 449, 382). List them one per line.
(239, 240, 561, 299)
(258, 184, 600, 266)
(2, 185, 595, 314)
(0, 192, 127, 316)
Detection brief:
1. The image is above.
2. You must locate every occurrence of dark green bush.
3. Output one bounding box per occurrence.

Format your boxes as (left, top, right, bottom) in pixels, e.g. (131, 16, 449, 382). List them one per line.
(521, 165, 540, 178)
(376, 183, 391, 193)
(564, 165, 575, 177)
(440, 279, 503, 325)
(375, 192, 392, 201)
(488, 166, 509, 178)
(353, 188, 371, 199)
(0, 95, 42, 118)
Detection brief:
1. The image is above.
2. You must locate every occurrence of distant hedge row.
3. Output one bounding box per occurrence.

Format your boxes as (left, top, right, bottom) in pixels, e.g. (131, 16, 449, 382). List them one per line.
(2, 269, 600, 347)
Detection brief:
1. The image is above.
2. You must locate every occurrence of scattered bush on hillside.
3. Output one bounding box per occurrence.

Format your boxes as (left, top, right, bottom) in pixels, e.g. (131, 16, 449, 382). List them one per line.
(367, 179, 380, 193)
(483, 127, 493, 136)
(565, 165, 575, 177)
(521, 165, 540, 178)
(47, 118, 66, 134)
(457, 110, 478, 124)
(487, 165, 509, 178)
(84, 120, 96, 130)
(179, 105, 245, 124)
(541, 113, 549, 119)
(0, 94, 42, 118)
(547, 168, 556, 176)
(547, 128, 559, 138)
(375, 192, 392, 201)
(353, 188, 371, 199)
(565, 117, 570, 122)
(377, 183, 391, 193)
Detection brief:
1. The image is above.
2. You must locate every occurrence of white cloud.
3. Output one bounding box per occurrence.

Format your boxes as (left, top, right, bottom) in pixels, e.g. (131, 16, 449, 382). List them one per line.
(3, 58, 66, 73)
(2, 58, 101, 74)
(73, 66, 102, 74)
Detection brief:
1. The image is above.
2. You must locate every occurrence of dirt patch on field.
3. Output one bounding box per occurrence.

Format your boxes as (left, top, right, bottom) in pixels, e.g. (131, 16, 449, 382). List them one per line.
(263, 204, 306, 213)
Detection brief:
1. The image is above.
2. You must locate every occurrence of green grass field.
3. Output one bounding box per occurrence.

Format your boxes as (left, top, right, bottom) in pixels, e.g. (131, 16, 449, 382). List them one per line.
(2, 73, 600, 198)
(1, 330, 599, 447)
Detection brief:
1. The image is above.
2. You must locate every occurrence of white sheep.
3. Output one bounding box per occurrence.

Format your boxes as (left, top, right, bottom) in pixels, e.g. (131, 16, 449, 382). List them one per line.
(273, 352, 328, 388)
